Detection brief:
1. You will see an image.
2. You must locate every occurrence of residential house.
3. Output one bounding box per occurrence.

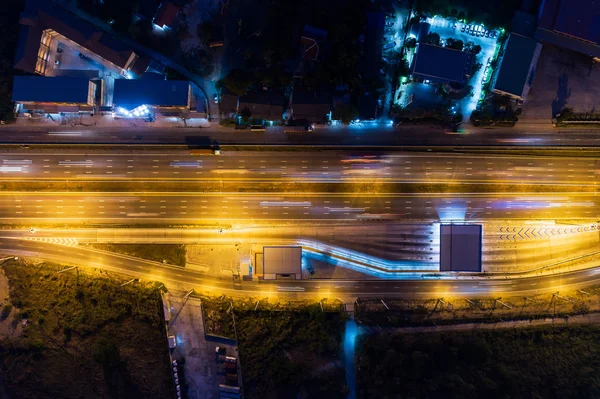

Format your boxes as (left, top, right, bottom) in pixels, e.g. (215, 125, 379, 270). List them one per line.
(238, 92, 285, 123)
(290, 91, 331, 123)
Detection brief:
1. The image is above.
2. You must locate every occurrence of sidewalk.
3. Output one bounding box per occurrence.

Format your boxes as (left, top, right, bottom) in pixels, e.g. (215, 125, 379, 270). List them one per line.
(13, 113, 211, 129)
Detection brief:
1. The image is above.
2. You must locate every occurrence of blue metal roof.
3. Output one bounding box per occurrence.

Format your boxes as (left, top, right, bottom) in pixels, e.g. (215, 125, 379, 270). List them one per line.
(554, 0, 600, 43)
(493, 34, 540, 98)
(113, 79, 190, 109)
(12, 76, 90, 103)
(411, 44, 472, 84)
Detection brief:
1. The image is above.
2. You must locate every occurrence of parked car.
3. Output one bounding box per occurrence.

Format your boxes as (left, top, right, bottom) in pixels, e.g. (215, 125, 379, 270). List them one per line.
(250, 124, 266, 131)
(382, 41, 396, 51)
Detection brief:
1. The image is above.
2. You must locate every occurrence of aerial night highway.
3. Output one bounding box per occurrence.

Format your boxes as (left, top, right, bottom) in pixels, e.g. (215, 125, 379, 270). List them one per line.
(4, 0, 600, 396)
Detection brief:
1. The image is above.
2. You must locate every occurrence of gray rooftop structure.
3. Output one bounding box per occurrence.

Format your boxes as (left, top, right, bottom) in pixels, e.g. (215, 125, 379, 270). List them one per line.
(411, 43, 473, 84)
(262, 246, 302, 280)
(492, 33, 542, 101)
(440, 224, 482, 272)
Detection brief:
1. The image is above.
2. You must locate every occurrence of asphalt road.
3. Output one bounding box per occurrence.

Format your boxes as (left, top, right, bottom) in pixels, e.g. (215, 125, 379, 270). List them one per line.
(8, 224, 600, 275)
(1, 192, 598, 222)
(2, 237, 599, 299)
(1, 148, 599, 185)
(3, 125, 600, 146)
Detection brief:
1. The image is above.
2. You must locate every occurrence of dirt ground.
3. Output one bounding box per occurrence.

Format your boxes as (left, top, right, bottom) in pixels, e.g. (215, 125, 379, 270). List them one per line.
(186, 243, 252, 276)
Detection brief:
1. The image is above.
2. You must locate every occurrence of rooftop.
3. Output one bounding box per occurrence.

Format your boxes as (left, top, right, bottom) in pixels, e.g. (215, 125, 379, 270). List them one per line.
(153, 2, 179, 28)
(291, 91, 331, 122)
(239, 92, 285, 120)
(113, 79, 190, 109)
(12, 76, 91, 104)
(14, 0, 148, 75)
(411, 43, 473, 84)
(493, 34, 541, 99)
(440, 224, 482, 272)
(538, 0, 600, 44)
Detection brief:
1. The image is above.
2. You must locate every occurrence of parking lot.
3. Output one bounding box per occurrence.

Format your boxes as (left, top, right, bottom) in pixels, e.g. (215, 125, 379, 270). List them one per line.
(397, 16, 501, 119)
(426, 17, 501, 116)
(520, 44, 600, 122)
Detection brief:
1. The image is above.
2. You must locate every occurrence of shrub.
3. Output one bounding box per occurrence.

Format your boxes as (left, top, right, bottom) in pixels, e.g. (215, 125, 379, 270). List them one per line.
(1, 304, 12, 320)
(220, 118, 237, 127)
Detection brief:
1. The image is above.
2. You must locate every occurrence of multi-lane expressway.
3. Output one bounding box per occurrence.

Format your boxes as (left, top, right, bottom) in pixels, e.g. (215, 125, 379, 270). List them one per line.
(0, 192, 597, 221)
(0, 148, 599, 185)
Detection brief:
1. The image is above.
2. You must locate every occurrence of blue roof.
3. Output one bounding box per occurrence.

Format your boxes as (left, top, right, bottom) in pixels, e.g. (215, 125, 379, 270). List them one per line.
(113, 79, 190, 109)
(554, 0, 600, 43)
(411, 44, 473, 84)
(12, 76, 90, 103)
(493, 34, 541, 98)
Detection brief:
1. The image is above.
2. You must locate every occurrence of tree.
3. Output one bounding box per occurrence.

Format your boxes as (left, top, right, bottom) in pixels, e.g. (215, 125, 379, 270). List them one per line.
(405, 38, 417, 49)
(1, 304, 12, 320)
(471, 62, 483, 75)
(464, 42, 482, 55)
(424, 33, 440, 46)
(445, 38, 463, 51)
(333, 104, 359, 124)
(219, 69, 253, 96)
(457, 11, 466, 20)
(197, 20, 218, 44)
(239, 107, 252, 122)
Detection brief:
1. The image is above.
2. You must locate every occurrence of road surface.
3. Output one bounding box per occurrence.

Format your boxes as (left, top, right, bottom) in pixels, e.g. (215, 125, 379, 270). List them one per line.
(3, 125, 600, 146)
(4, 222, 600, 276)
(0, 192, 598, 222)
(0, 148, 599, 185)
(1, 237, 599, 300)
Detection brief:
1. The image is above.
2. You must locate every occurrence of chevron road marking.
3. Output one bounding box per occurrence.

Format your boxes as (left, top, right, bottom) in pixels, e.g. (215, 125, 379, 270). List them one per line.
(24, 237, 79, 247)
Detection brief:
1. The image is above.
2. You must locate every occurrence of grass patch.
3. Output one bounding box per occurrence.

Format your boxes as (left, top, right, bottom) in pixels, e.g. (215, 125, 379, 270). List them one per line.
(357, 325, 600, 398)
(199, 295, 235, 340)
(0, 259, 173, 398)
(90, 244, 186, 267)
(233, 298, 348, 399)
(355, 285, 600, 327)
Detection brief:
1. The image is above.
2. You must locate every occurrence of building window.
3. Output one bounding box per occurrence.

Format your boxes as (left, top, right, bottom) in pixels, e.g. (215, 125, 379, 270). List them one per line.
(34, 31, 53, 75)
